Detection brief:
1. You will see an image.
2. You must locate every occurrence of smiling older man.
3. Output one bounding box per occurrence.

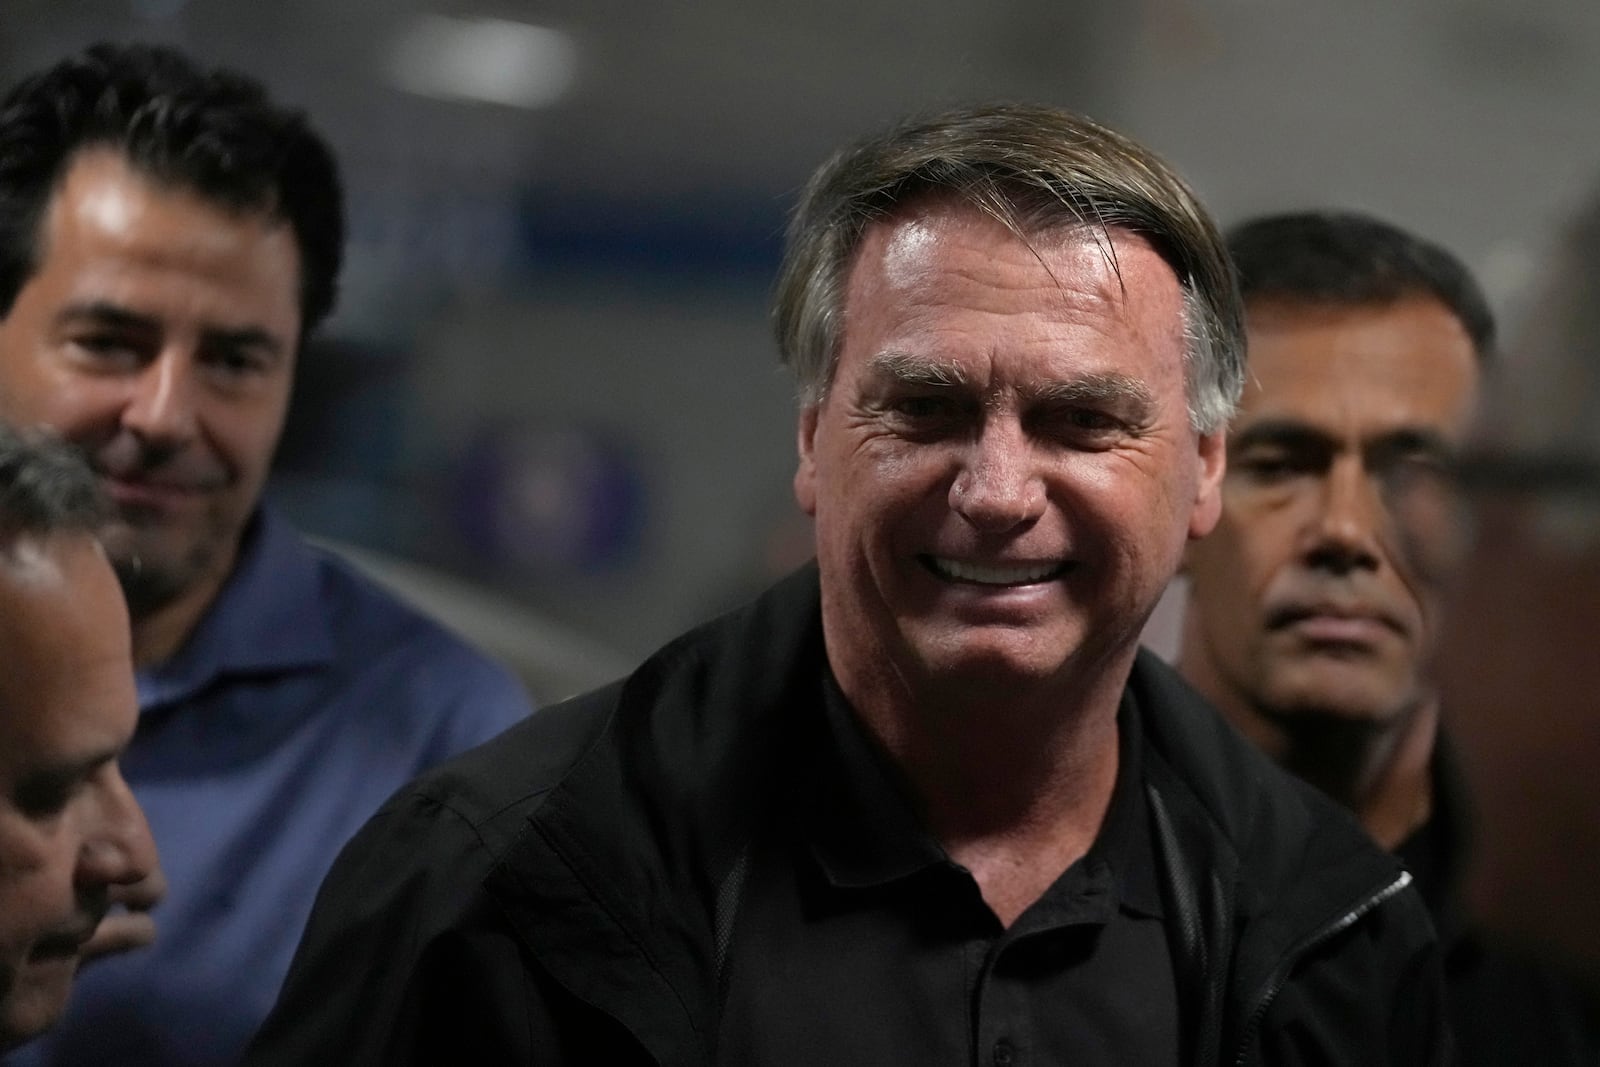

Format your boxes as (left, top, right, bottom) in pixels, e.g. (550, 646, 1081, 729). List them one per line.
(247, 104, 1446, 1066)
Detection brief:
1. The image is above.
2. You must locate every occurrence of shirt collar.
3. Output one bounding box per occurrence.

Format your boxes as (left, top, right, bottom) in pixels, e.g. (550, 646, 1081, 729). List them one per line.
(803, 669, 947, 888)
(136, 507, 335, 710)
(803, 667, 1163, 919)
(1085, 688, 1163, 919)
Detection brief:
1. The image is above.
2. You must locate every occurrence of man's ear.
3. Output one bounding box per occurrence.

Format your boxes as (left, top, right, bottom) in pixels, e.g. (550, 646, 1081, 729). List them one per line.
(1188, 428, 1226, 540)
(793, 404, 819, 516)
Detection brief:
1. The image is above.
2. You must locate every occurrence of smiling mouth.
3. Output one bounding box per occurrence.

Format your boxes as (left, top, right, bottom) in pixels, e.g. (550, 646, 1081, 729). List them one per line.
(921, 556, 1073, 586)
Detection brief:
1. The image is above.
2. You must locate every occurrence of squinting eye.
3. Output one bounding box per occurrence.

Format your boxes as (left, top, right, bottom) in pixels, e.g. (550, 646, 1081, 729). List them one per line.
(889, 395, 961, 420)
(1036, 407, 1124, 442)
(1234, 454, 1301, 483)
(72, 336, 137, 360)
(208, 350, 269, 377)
(13, 777, 75, 819)
(1064, 409, 1117, 431)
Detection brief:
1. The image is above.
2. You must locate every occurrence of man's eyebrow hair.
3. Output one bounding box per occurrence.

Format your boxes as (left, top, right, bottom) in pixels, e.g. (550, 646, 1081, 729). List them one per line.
(54, 301, 288, 356)
(1025, 372, 1152, 407)
(202, 325, 287, 356)
(1229, 419, 1335, 451)
(865, 351, 970, 387)
(17, 743, 122, 785)
(1232, 419, 1458, 457)
(1368, 427, 1455, 455)
(54, 300, 159, 332)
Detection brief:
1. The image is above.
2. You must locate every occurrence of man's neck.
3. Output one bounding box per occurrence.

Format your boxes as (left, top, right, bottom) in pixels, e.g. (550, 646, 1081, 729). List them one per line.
(1245, 696, 1437, 851)
(834, 649, 1131, 927)
(1176, 631, 1437, 849)
(128, 557, 235, 669)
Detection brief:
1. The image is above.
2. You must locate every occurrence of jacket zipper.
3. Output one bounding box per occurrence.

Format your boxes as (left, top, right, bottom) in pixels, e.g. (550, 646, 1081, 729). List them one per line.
(1231, 869, 1415, 1067)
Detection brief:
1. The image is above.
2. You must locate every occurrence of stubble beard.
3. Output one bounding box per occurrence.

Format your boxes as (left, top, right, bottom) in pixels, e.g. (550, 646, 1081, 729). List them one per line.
(104, 509, 232, 621)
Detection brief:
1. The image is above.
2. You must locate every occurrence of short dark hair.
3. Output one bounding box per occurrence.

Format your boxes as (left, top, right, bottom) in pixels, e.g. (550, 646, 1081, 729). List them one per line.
(773, 103, 1245, 432)
(1226, 210, 1495, 360)
(0, 422, 109, 544)
(0, 41, 344, 340)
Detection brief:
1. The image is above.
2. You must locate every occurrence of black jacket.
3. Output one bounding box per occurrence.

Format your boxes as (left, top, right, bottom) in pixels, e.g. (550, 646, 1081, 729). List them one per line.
(1399, 743, 1600, 1065)
(246, 566, 1446, 1066)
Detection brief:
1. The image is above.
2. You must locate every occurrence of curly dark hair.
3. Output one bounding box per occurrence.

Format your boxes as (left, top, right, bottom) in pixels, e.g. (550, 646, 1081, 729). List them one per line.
(0, 41, 344, 340)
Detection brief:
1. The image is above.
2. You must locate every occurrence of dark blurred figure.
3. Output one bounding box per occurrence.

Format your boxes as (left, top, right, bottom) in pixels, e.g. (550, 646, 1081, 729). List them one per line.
(0, 43, 532, 1066)
(0, 424, 157, 1050)
(1436, 184, 1600, 985)
(1180, 210, 1600, 1063)
(247, 104, 1445, 1066)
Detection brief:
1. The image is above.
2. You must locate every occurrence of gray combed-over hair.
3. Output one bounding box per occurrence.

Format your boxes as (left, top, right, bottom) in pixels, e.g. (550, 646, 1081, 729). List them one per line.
(772, 102, 1245, 433)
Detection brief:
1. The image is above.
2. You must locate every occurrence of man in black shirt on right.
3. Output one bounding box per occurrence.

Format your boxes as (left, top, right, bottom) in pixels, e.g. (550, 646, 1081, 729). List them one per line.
(1180, 209, 1600, 1064)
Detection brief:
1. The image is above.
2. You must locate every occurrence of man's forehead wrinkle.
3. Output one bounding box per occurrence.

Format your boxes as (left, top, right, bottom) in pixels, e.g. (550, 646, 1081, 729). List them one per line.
(879, 216, 942, 285)
(875, 204, 1133, 302)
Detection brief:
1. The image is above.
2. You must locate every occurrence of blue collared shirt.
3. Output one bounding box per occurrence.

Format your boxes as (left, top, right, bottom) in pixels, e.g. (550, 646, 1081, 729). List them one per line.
(7, 509, 535, 1067)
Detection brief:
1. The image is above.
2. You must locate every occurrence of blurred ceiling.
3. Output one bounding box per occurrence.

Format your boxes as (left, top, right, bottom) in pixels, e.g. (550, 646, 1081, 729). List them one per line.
(7, 0, 1599, 306)
(8, 0, 1600, 657)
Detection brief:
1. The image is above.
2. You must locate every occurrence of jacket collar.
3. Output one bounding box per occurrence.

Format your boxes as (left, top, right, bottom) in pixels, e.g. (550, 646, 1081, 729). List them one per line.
(482, 569, 1407, 1065)
(1128, 649, 1410, 1060)
(486, 565, 827, 1065)
(1129, 649, 1404, 925)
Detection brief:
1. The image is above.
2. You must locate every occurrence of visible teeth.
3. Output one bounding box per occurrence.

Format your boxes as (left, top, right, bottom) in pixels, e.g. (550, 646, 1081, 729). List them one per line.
(930, 558, 1062, 585)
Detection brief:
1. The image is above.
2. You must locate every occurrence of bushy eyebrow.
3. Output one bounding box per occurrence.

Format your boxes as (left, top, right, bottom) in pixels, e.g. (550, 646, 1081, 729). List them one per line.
(1232, 419, 1455, 459)
(1024, 372, 1152, 409)
(865, 351, 970, 388)
(55, 300, 156, 334)
(1230, 419, 1333, 453)
(865, 351, 1152, 408)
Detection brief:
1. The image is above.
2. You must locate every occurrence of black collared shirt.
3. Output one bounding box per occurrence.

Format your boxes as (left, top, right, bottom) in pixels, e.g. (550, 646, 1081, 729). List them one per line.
(718, 670, 1180, 1065)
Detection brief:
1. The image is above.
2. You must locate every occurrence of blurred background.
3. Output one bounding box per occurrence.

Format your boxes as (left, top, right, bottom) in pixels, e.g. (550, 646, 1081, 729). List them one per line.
(7, 0, 1598, 697)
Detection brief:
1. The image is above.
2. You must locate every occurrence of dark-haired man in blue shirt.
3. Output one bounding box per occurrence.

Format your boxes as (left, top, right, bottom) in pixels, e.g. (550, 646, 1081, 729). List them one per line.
(0, 44, 532, 1066)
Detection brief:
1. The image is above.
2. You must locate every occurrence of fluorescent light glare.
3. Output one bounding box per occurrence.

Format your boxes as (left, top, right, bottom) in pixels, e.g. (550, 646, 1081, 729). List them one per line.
(388, 15, 578, 109)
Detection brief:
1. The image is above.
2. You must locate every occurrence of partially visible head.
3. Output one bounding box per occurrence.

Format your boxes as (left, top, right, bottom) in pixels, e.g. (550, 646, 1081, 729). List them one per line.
(774, 102, 1245, 434)
(1436, 185, 1600, 970)
(0, 43, 344, 630)
(782, 104, 1237, 711)
(0, 422, 155, 1048)
(0, 41, 343, 337)
(1226, 210, 1494, 358)
(1181, 211, 1487, 746)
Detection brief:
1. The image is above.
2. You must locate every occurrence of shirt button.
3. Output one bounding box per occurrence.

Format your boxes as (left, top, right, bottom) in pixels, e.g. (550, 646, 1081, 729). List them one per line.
(993, 1039, 1015, 1066)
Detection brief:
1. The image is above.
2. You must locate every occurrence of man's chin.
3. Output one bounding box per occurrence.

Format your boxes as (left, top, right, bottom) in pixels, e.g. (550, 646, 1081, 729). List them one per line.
(904, 624, 1086, 692)
(104, 526, 220, 617)
(0, 960, 78, 1050)
(1261, 670, 1418, 727)
(109, 552, 187, 616)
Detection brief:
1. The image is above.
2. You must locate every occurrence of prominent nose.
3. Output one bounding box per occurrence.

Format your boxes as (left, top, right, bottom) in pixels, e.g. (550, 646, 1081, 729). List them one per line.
(76, 765, 159, 891)
(1303, 455, 1383, 574)
(949, 417, 1046, 532)
(122, 348, 199, 446)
